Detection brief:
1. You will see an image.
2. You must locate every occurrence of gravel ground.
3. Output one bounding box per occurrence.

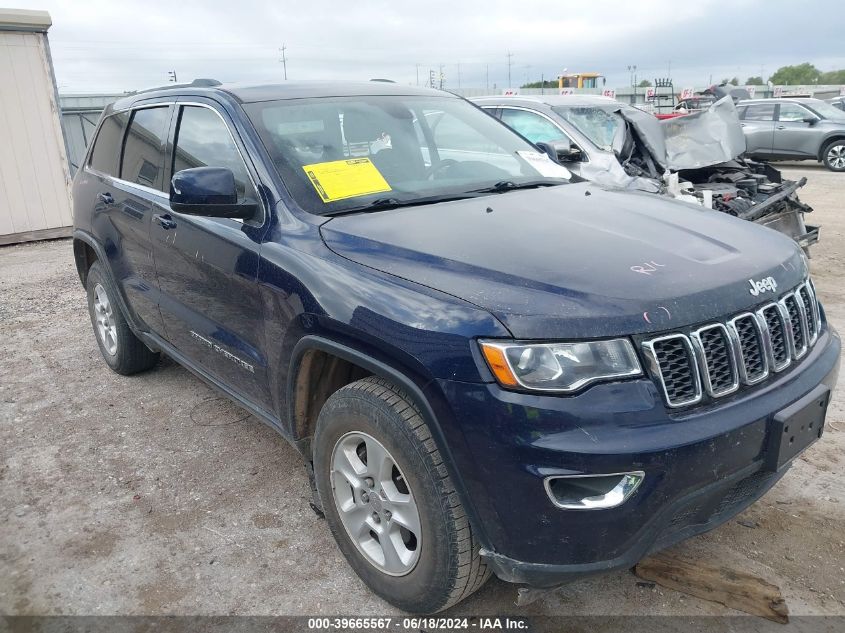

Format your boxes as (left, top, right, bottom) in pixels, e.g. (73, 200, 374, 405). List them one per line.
(1, 164, 844, 619)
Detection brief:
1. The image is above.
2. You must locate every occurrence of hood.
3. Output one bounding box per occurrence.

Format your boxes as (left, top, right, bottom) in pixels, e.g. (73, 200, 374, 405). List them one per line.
(321, 184, 807, 339)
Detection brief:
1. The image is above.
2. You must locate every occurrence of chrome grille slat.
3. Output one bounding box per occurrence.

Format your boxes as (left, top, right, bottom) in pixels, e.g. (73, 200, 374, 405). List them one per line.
(726, 313, 769, 385)
(644, 280, 820, 408)
(690, 324, 739, 397)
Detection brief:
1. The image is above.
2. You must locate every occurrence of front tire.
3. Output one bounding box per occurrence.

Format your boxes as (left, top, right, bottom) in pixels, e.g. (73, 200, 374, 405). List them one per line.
(822, 139, 845, 171)
(313, 377, 490, 613)
(86, 261, 159, 375)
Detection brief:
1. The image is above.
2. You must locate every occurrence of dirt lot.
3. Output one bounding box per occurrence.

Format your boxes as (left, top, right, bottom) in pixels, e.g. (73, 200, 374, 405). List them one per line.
(1, 164, 844, 619)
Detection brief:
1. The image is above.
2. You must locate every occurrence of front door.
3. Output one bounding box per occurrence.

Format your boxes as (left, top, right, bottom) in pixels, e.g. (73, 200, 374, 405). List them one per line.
(772, 103, 823, 158)
(150, 100, 271, 410)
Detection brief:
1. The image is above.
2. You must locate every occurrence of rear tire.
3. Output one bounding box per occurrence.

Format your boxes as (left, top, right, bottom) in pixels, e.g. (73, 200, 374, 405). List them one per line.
(821, 139, 845, 172)
(313, 376, 490, 613)
(86, 261, 159, 375)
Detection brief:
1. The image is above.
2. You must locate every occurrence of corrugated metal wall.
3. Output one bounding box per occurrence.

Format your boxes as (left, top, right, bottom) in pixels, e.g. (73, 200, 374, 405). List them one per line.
(0, 28, 73, 243)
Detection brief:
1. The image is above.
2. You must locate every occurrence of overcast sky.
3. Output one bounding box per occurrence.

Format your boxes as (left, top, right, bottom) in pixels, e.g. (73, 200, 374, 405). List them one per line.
(14, 0, 845, 94)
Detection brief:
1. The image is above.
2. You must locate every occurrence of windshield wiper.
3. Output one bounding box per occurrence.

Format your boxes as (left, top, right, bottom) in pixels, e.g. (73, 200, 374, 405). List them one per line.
(470, 180, 562, 194)
(323, 192, 484, 216)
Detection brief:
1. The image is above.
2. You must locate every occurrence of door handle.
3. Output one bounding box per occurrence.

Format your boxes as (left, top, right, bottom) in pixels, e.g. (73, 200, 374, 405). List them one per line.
(153, 213, 177, 230)
(776, 125, 786, 130)
(97, 192, 114, 204)
(740, 123, 746, 127)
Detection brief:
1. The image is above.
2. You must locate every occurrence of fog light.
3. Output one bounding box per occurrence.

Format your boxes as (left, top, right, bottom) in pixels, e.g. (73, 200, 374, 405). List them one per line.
(544, 471, 644, 510)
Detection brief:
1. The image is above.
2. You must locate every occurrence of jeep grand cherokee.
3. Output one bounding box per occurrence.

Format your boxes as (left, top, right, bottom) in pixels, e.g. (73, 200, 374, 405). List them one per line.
(72, 80, 840, 613)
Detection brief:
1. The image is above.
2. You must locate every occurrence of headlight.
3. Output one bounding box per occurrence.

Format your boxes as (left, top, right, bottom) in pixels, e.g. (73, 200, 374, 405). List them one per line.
(479, 338, 642, 393)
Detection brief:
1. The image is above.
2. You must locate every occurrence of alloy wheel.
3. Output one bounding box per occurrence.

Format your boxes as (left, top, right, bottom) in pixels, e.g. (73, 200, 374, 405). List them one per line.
(828, 144, 845, 170)
(93, 283, 118, 356)
(330, 431, 422, 576)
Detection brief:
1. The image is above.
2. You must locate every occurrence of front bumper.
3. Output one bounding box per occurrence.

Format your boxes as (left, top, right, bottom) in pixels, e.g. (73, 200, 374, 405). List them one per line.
(437, 325, 840, 587)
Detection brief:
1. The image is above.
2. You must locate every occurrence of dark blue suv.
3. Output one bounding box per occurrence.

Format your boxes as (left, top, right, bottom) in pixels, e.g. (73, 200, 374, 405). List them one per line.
(72, 80, 840, 613)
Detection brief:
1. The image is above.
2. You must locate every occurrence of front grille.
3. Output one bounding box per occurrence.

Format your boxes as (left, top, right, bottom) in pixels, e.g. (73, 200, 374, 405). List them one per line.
(644, 280, 820, 408)
(692, 325, 737, 396)
(761, 304, 789, 368)
(731, 314, 767, 383)
(798, 285, 817, 343)
(648, 336, 700, 406)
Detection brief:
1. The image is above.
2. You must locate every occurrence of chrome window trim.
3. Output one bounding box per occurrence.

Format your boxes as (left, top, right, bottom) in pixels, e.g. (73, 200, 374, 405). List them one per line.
(757, 302, 792, 372)
(690, 323, 740, 397)
(641, 333, 702, 408)
(726, 312, 770, 385)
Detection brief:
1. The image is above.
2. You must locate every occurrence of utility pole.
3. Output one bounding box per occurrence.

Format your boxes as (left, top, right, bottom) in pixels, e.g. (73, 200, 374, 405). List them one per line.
(541, 73, 544, 95)
(506, 50, 514, 89)
(485, 64, 489, 92)
(438, 64, 444, 90)
(167, 70, 177, 83)
(416, 64, 420, 86)
(457, 62, 461, 89)
(279, 44, 288, 80)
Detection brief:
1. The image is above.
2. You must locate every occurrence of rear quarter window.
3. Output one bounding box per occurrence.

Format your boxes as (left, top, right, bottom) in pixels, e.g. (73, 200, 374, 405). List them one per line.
(89, 112, 128, 176)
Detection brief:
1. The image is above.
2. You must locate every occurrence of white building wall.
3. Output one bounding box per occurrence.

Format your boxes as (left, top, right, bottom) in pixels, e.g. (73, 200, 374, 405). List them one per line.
(0, 10, 73, 244)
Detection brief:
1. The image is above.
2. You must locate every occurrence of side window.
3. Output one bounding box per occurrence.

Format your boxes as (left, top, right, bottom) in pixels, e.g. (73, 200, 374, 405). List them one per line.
(743, 104, 776, 121)
(120, 107, 170, 190)
(500, 108, 571, 145)
(89, 112, 128, 176)
(172, 106, 256, 201)
(736, 106, 747, 119)
(778, 103, 811, 122)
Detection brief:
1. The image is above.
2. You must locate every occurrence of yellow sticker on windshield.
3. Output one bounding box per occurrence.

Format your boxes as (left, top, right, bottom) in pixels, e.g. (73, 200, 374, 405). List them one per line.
(302, 158, 391, 203)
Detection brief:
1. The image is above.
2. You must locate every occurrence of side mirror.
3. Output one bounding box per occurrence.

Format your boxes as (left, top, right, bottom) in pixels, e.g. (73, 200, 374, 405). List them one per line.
(170, 167, 257, 219)
(803, 115, 820, 126)
(550, 140, 582, 162)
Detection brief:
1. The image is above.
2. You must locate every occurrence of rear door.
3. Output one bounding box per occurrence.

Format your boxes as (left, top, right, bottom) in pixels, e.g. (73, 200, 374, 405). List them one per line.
(738, 103, 776, 155)
(150, 99, 271, 409)
(86, 104, 170, 334)
(773, 102, 824, 158)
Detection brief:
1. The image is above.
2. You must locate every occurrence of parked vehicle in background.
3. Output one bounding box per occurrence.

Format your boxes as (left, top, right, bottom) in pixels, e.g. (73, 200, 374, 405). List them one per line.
(473, 94, 818, 252)
(73, 80, 840, 613)
(824, 96, 845, 112)
(674, 95, 716, 113)
(738, 98, 845, 171)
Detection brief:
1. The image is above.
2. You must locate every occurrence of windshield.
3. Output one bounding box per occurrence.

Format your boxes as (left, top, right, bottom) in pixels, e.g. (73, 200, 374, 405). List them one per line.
(551, 105, 624, 151)
(804, 99, 845, 121)
(244, 95, 570, 214)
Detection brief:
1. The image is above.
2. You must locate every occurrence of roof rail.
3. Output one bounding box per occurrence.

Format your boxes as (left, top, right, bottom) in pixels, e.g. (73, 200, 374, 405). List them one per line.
(130, 78, 222, 96)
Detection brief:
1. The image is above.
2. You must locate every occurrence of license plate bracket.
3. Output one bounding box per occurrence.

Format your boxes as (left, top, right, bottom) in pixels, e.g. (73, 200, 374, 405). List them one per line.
(765, 385, 829, 472)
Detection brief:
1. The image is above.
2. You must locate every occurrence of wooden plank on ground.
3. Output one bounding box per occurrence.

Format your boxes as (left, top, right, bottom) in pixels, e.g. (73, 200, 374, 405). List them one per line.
(634, 550, 789, 624)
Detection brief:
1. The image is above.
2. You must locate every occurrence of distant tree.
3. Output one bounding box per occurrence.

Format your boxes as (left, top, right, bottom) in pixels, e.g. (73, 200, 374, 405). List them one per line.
(729, 77, 740, 86)
(720, 78, 730, 85)
(745, 76, 764, 85)
(520, 80, 558, 89)
(819, 69, 845, 84)
(770, 63, 821, 85)
(637, 79, 652, 87)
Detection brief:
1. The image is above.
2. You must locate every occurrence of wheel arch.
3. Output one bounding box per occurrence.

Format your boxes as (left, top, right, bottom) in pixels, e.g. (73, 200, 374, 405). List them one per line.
(818, 134, 845, 161)
(72, 230, 147, 335)
(286, 334, 493, 550)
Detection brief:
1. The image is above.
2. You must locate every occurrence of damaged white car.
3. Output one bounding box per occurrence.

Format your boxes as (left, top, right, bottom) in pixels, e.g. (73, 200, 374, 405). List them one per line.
(474, 94, 818, 252)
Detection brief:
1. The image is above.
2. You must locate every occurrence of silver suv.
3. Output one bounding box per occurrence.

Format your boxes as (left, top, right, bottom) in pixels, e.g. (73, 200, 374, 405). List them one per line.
(738, 98, 845, 171)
